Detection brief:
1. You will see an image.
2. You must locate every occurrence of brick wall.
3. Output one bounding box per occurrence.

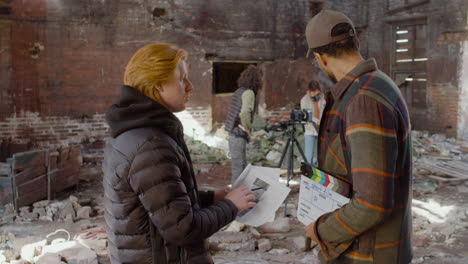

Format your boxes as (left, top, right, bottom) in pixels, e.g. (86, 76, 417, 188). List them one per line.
(365, 0, 466, 138)
(0, 111, 108, 148)
(0, 0, 466, 151)
(176, 107, 213, 136)
(0, 0, 316, 147)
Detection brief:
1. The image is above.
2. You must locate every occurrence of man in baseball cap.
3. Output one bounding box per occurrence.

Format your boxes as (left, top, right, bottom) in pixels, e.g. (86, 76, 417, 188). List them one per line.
(304, 10, 413, 264)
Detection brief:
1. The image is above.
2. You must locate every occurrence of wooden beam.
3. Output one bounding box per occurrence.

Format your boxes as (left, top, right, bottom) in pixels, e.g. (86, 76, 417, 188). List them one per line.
(12, 166, 47, 186)
(12, 151, 46, 171)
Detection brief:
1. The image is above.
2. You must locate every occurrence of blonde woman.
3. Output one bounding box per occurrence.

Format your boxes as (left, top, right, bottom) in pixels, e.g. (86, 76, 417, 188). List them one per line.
(103, 43, 256, 264)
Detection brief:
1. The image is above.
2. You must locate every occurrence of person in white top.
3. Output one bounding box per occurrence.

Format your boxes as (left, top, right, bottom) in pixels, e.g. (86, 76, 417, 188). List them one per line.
(300, 80, 326, 166)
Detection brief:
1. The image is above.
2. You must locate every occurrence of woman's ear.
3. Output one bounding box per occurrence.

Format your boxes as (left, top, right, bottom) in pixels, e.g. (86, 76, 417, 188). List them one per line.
(155, 83, 164, 93)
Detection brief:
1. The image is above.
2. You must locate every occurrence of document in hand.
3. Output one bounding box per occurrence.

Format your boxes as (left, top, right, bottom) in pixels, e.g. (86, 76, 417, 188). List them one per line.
(297, 165, 350, 226)
(233, 164, 291, 227)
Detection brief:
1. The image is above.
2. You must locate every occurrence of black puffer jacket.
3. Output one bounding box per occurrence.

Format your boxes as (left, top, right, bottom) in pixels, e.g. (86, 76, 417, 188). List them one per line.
(103, 85, 238, 264)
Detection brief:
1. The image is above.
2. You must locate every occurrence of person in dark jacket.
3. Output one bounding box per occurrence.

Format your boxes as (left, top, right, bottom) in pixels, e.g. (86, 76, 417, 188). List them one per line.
(103, 43, 256, 264)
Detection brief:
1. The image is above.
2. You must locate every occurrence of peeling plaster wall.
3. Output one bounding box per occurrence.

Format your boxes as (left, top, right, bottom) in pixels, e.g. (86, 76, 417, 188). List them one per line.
(459, 40, 468, 139)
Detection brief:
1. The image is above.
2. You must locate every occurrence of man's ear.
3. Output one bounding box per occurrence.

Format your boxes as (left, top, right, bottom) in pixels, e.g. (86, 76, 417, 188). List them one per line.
(314, 52, 327, 67)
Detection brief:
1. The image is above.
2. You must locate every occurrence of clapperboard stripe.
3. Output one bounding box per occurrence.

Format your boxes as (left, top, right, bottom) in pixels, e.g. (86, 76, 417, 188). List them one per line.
(310, 167, 351, 197)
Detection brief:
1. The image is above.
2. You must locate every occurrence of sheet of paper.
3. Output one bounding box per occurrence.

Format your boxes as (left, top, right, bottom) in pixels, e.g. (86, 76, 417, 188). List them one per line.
(233, 164, 290, 227)
(297, 175, 349, 226)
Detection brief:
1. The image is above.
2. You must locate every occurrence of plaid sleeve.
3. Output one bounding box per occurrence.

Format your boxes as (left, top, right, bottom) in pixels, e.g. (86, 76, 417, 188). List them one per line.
(312, 94, 399, 260)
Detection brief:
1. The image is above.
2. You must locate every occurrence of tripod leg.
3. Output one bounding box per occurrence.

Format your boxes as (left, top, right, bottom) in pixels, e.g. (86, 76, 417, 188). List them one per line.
(288, 137, 294, 187)
(293, 138, 308, 165)
(277, 137, 292, 168)
(283, 132, 296, 217)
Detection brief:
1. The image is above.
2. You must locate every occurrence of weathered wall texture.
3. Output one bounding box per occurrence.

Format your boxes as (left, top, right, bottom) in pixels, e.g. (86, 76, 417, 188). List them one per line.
(365, 0, 467, 137)
(0, 0, 316, 149)
(459, 41, 468, 139)
(0, 0, 466, 153)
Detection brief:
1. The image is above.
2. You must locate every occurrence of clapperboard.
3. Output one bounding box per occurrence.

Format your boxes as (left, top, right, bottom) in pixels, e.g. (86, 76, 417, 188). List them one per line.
(297, 163, 351, 226)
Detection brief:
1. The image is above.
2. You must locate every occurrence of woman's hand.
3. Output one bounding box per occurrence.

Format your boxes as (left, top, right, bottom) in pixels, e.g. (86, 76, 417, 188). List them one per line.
(225, 186, 257, 213)
(214, 187, 231, 202)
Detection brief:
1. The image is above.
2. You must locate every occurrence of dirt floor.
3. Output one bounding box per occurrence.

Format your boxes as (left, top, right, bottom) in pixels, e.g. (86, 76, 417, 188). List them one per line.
(1, 160, 467, 263)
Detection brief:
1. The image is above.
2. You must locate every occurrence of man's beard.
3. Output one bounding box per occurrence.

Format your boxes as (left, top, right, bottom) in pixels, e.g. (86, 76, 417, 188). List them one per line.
(325, 70, 337, 84)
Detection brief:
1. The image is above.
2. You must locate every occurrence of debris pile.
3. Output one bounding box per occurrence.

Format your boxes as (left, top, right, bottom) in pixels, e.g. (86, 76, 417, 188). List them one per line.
(185, 136, 228, 164)
(412, 131, 468, 188)
(0, 227, 107, 264)
(410, 131, 468, 263)
(246, 128, 305, 168)
(0, 195, 104, 225)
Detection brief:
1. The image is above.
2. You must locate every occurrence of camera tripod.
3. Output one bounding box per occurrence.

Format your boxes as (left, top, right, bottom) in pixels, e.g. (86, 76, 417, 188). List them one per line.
(274, 121, 309, 216)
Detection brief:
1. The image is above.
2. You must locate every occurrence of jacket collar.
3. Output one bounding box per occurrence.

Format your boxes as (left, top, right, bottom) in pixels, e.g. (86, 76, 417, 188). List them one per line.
(331, 58, 378, 100)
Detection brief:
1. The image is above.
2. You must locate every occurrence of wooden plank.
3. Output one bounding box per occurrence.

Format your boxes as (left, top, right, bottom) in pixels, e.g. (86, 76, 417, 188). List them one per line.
(418, 160, 468, 180)
(0, 177, 14, 208)
(48, 151, 59, 170)
(15, 185, 48, 208)
(55, 173, 79, 191)
(12, 151, 47, 171)
(12, 166, 47, 186)
(48, 168, 56, 200)
(0, 163, 11, 176)
(69, 145, 81, 163)
(15, 174, 48, 197)
(429, 175, 464, 182)
(444, 161, 468, 172)
(48, 162, 80, 195)
(57, 146, 70, 168)
(54, 163, 80, 192)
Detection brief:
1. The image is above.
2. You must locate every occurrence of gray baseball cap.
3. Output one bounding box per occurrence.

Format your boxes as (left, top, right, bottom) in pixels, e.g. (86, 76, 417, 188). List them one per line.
(305, 10, 356, 57)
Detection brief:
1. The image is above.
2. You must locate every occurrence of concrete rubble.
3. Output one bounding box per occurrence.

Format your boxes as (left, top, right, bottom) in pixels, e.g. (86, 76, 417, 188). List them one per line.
(185, 136, 227, 164)
(0, 130, 466, 263)
(1, 195, 100, 225)
(0, 227, 105, 264)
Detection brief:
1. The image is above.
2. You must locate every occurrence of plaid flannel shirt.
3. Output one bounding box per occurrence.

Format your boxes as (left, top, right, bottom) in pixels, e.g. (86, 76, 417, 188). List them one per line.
(312, 59, 413, 264)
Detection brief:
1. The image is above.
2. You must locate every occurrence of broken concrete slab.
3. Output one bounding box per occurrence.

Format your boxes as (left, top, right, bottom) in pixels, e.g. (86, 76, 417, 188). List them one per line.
(268, 248, 290, 255)
(76, 206, 92, 219)
(33, 200, 51, 208)
(210, 241, 255, 252)
(290, 236, 306, 252)
(258, 217, 290, 233)
(35, 252, 63, 264)
(247, 226, 261, 238)
(209, 231, 253, 244)
(257, 238, 272, 253)
(20, 239, 47, 262)
(223, 221, 245, 232)
(40, 241, 98, 264)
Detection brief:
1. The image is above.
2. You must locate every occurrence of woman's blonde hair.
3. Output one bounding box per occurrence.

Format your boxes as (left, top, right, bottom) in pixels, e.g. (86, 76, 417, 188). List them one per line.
(123, 43, 187, 103)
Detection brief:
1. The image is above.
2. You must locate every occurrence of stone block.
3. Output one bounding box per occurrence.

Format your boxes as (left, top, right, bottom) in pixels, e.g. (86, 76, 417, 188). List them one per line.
(257, 238, 272, 253)
(258, 217, 290, 233)
(209, 231, 252, 243)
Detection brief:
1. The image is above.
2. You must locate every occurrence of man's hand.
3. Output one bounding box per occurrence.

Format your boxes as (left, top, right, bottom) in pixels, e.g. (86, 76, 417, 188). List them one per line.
(305, 222, 316, 240)
(225, 186, 256, 213)
(214, 187, 231, 202)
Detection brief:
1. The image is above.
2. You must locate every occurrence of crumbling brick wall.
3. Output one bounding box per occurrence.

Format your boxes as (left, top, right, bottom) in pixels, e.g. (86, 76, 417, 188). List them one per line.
(0, 0, 317, 146)
(0, 112, 108, 148)
(366, 0, 467, 138)
(0, 0, 466, 149)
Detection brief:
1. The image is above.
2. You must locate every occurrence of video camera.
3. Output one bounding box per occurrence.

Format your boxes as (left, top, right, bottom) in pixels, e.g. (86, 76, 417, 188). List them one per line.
(267, 109, 315, 132)
(290, 109, 314, 122)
